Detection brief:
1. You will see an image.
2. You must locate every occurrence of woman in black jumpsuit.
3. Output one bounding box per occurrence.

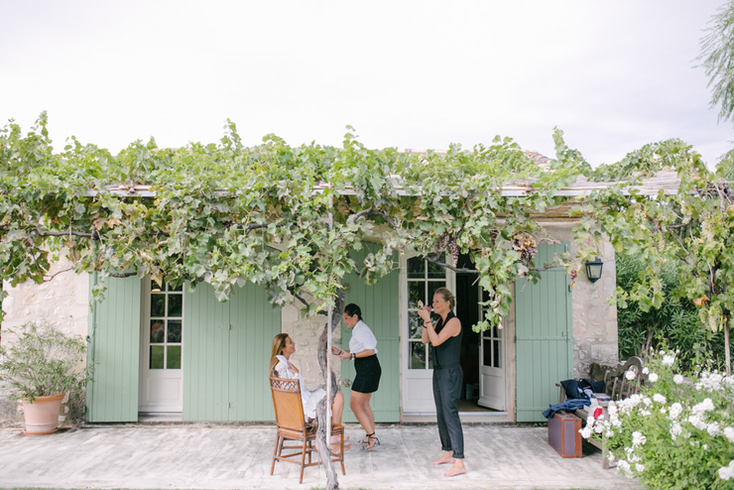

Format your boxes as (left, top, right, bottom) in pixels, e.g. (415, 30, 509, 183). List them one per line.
(418, 287, 466, 478)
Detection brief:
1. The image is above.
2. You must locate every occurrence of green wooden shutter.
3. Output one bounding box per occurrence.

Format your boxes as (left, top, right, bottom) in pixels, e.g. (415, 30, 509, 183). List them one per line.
(183, 282, 280, 422)
(86, 275, 141, 422)
(514, 243, 573, 422)
(341, 249, 400, 423)
(183, 283, 230, 421)
(229, 284, 279, 421)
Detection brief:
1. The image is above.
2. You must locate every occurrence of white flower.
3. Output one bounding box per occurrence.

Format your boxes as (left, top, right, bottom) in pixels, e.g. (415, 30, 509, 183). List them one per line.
(653, 393, 667, 404)
(662, 354, 676, 366)
(648, 373, 659, 383)
(673, 374, 684, 384)
(669, 402, 683, 420)
(692, 398, 715, 415)
(724, 427, 734, 443)
(635, 463, 646, 472)
(696, 371, 724, 392)
(617, 459, 633, 478)
(632, 431, 647, 446)
(642, 367, 650, 375)
(625, 369, 636, 380)
(580, 426, 592, 439)
(718, 460, 734, 481)
(703, 444, 709, 450)
(670, 422, 682, 441)
(707, 422, 721, 437)
(688, 415, 707, 431)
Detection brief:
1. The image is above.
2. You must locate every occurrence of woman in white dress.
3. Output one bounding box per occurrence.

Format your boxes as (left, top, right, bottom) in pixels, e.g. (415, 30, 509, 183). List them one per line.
(270, 333, 346, 431)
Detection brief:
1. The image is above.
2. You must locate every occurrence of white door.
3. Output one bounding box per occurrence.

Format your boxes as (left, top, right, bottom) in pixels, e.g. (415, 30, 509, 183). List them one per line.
(478, 298, 506, 410)
(401, 254, 454, 414)
(139, 280, 184, 412)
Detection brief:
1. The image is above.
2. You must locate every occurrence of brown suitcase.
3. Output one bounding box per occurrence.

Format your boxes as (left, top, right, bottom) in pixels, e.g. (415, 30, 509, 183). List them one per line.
(548, 411, 582, 458)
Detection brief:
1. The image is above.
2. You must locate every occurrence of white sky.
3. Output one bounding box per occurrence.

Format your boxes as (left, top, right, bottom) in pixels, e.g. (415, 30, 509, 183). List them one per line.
(2, 0, 733, 167)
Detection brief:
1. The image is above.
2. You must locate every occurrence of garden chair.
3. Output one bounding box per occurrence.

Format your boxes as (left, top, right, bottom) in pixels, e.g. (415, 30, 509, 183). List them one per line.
(556, 356, 645, 468)
(269, 376, 346, 484)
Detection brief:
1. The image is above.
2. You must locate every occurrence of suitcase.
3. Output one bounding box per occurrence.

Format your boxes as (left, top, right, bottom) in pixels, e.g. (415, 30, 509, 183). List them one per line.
(548, 411, 582, 458)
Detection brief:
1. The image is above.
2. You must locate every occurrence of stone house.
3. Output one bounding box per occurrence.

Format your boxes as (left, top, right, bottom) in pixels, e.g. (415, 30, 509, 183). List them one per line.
(2, 162, 661, 427)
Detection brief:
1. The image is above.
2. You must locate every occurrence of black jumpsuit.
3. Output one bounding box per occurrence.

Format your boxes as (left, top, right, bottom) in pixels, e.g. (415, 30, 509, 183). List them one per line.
(431, 311, 464, 459)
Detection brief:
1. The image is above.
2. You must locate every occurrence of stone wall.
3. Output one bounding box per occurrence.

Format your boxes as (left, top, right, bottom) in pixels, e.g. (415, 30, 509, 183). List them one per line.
(280, 299, 342, 392)
(0, 257, 89, 427)
(541, 222, 619, 378)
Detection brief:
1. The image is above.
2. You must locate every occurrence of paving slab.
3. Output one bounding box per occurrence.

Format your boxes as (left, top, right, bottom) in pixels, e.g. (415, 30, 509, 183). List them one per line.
(0, 424, 641, 490)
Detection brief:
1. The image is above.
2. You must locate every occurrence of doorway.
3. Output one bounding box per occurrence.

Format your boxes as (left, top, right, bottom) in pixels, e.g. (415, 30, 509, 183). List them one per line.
(455, 254, 505, 413)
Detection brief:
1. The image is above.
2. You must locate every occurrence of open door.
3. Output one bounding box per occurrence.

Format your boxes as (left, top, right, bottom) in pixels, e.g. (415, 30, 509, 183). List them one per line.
(478, 317, 506, 410)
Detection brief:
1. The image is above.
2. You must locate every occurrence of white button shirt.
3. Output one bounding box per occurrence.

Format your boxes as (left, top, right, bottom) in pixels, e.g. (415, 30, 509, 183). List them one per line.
(349, 320, 378, 355)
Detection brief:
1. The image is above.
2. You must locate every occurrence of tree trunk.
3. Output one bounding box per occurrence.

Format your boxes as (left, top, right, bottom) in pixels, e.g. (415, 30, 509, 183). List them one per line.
(314, 289, 346, 490)
(725, 316, 731, 376)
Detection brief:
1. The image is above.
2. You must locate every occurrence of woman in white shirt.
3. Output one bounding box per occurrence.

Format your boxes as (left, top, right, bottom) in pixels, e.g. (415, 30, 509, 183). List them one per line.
(332, 303, 382, 451)
(270, 333, 346, 432)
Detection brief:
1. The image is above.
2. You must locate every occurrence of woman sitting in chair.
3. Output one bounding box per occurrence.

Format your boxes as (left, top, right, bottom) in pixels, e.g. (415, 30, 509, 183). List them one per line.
(270, 333, 347, 432)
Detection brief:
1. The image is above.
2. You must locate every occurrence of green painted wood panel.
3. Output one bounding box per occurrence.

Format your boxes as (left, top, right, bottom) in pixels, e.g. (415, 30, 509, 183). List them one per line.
(183, 283, 230, 421)
(341, 249, 400, 423)
(183, 282, 280, 422)
(86, 275, 141, 422)
(229, 283, 280, 421)
(515, 243, 573, 422)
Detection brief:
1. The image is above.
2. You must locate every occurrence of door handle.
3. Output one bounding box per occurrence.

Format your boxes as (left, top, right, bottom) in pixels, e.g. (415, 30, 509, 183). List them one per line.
(343, 379, 351, 388)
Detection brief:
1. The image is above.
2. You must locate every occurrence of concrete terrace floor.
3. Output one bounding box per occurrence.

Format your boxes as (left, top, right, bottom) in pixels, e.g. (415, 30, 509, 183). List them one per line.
(0, 423, 641, 490)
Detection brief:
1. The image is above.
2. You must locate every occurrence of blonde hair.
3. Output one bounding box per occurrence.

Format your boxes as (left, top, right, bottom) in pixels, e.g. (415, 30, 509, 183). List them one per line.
(434, 287, 456, 310)
(270, 333, 289, 374)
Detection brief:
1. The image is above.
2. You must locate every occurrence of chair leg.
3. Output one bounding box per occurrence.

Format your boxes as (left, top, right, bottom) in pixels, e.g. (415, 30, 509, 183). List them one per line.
(339, 432, 346, 475)
(271, 434, 282, 476)
(299, 439, 308, 484)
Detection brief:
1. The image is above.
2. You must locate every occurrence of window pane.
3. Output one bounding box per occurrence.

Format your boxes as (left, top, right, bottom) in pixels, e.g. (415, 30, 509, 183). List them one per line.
(150, 345, 164, 369)
(167, 320, 182, 343)
(168, 283, 183, 292)
(408, 281, 424, 309)
(167, 346, 181, 369)
(167, 294, 183, 317)
(493, 340, 501, 368)
(427, 259, 444, 278)
(409, 312, 424, 339)
(483, 340, 492, 367)
(150, 321, 165, 343)
(407, 257, 424, 278)
(151, 280, 163, 292)
(151, 294, 165, 317)
(410, 341, 426, 369)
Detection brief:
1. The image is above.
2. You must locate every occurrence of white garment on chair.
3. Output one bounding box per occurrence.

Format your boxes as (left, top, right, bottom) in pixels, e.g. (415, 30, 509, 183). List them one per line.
(274, 354, 325, 420)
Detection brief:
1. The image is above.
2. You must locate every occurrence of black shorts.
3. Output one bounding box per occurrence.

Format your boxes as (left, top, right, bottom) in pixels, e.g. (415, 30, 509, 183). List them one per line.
(352, 354, 381, 394)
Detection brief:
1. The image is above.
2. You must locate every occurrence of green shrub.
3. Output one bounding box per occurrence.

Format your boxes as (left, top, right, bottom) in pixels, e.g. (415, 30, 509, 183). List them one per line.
(0, 321, 91, 402)
(616, 254, 728, 370)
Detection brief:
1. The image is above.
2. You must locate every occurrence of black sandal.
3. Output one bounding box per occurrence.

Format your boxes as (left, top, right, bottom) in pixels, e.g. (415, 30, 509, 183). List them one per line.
(360, 432, 380, 451)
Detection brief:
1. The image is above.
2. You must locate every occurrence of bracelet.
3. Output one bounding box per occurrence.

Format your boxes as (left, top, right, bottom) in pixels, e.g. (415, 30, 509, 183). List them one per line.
(351, 353, 356, 360)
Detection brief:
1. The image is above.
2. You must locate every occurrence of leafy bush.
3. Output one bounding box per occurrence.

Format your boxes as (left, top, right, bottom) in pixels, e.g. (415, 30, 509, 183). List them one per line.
(582, 350, 734, 489)
(0, 321, 91, 402)
(615, 254, 728, 371)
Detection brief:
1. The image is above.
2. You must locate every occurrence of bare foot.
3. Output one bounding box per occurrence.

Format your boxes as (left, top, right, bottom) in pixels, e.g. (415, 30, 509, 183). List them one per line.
(444, 460, 466, 477)
(430, 456, 455, 465)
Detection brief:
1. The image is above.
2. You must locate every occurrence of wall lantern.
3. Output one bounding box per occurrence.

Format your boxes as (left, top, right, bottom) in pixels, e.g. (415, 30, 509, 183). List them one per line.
(585, 257, 604, 283)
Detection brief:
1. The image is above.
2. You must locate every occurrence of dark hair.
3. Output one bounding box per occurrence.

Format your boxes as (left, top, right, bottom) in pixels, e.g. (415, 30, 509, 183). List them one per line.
(344, 303, 362, 320)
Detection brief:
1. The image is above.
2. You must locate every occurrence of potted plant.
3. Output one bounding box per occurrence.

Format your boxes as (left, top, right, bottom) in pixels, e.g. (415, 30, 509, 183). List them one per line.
(0, 321, 92, 435)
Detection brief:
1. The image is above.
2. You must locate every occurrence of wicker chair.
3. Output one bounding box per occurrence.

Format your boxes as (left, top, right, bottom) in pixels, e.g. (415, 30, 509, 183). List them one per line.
(269, 376, 345, 483)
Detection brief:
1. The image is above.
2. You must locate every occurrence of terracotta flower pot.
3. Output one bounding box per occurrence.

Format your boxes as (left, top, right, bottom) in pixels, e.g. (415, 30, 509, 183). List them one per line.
(22, 393, 65, 435)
